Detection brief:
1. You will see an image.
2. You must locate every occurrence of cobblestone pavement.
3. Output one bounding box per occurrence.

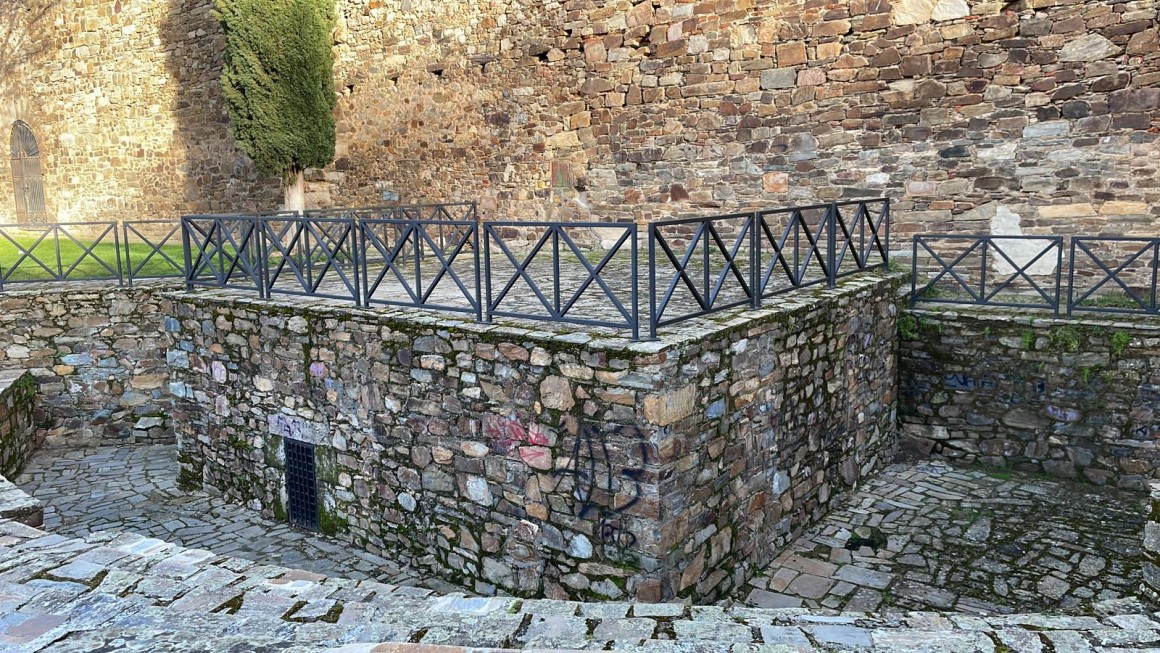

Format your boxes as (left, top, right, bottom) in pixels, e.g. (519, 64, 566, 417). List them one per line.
(737, 461, 1146, 615)
(2, 519, 1160, 652)
(13, 445, 452, 591)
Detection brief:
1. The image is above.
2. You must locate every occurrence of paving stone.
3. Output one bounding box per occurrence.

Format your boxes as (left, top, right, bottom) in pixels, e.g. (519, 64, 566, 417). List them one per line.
(14, 446, 439, 591)
(736, 462, 1142, 615)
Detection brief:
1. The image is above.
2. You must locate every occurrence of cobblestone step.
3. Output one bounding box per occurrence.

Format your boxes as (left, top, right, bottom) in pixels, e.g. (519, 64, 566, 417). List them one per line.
(3, 518, 1160, 652)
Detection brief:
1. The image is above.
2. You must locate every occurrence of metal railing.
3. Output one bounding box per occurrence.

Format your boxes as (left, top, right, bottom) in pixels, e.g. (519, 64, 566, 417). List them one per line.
(486, 221, 638, 337)
(0, 221, 188, 288)
(912, 235, 1160, 316)
(649, 199, 891, 336)
(362, 217, 481, 317)
(181, 198, 891, 339)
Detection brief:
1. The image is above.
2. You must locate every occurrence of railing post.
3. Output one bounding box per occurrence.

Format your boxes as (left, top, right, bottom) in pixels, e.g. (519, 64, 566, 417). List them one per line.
(826, 202, 837, 288)
(648, 223, 658, 340)
(1152, 240, 1159, 315)
(1066, 238, 1078, 317)
(979, 237, 988, 306)
(257, 217, 270, 300)
(350, 217, 362, 308)
(750, 212, 760, 309)
(53, 225, 64, 281)
(1053, 238, 1063, 317)
(483, 224, 493, 324)
(631, 224, 640, 341)
(358, 220, 369, 307)
(473, 222, 483, 323)
(910, 236, 919, 308)
(181, 217, 193, 292)
(884, 198, 892, 270)
(122, 222, 133, 287)
(113, 222, 125, 287)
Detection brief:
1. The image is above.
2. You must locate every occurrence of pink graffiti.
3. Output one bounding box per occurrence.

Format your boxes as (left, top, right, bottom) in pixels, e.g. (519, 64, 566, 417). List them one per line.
(484, 414, 548, 454)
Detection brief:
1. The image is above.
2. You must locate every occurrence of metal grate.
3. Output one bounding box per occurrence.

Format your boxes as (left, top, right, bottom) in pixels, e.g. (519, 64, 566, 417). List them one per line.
(284, 439, 319, 531)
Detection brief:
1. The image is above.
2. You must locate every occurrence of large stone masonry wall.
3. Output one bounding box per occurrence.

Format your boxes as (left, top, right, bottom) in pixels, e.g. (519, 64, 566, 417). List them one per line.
(166, 273, 899, 603)
(899, 307, 1160, 488)
(1, 0, 1156, 237)
(0, 283, 177, 446)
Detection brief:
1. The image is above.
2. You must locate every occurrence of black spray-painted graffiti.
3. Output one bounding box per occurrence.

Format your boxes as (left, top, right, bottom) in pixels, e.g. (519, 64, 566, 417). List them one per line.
(551, 422, 649, 551)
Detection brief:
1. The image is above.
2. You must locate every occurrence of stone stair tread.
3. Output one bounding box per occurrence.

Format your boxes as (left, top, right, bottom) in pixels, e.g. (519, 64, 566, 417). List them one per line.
(3, 516, 1160, 652)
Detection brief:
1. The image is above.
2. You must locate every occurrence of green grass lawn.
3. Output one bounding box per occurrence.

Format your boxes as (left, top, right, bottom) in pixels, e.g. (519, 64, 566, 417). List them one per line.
(0, 234, 186, 282)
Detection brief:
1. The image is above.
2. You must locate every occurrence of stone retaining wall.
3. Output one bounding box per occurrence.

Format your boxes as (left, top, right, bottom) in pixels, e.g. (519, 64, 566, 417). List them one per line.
(1144, 480, 1160, 604)
(166, 273, 900, 603)
(0, 370, 39, 479)
(898, 307, 1160, 488)
(0, 283, 178, 446)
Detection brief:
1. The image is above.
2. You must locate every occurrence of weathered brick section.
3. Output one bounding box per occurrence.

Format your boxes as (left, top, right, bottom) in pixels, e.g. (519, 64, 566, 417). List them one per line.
(2, 1, 1156, 234)
(166, 273, 899, 603)
(0, 283, 177, 446)
(898, 307, 1160, 488)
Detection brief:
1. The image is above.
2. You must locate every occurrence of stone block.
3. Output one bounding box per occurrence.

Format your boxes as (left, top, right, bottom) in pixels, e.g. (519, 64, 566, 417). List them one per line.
(642, 385, 696, 426)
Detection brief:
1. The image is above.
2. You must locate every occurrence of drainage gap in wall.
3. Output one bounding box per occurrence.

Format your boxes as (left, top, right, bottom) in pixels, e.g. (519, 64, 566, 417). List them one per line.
(284, 439, 319, 531)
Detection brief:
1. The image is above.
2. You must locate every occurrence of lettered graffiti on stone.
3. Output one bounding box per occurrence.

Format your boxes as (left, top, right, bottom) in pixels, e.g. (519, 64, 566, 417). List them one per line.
(552, 422, 649, 551)
(267, 413, 327, 445)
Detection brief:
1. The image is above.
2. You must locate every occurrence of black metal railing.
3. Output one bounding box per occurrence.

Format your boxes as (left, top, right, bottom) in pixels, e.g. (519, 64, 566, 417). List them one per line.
(649, 199, 891, 337)
(183, 215, 264, 294)
(1069, 237, 1160, 315)
(912, 235, 1160, 316)
(486, 221, 638, 337)
(361, 217, 481, 317)
(262, 216, 361, 303)
(183, 199, 891, 340)
(0, 221, 189, 288)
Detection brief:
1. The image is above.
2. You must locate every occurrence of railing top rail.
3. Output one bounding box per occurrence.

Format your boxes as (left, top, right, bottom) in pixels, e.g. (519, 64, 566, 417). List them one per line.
(0, 221, 119, 228)
(1072, 236, 1160, 242)
(649, 212, 756, 228)
(484, 220, 633, 229)
(832, 198, 889, 207)
(259, 216, 361, 225)
(363, 218, 479, 226)
(917, 234, 1065, 242)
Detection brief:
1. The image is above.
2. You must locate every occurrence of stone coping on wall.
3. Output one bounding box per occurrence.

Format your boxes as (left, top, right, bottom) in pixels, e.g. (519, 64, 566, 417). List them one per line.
(907, 304, 1160, 334)
(164, 271, 907, 353)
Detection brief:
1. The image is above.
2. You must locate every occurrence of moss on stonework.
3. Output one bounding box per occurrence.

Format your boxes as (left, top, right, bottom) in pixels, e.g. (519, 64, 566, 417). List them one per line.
(272, 496, 288, 522)
(1021, 329, 1036, 350)
(316, 448, 338, 484)
(898, 315, 920, 341)
(317, 505, 345, 536)
(1111, 331, 1132, 357)
(1048, 326, 1082, 353)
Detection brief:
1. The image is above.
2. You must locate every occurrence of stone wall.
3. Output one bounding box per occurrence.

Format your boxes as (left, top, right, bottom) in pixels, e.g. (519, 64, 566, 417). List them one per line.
(1, 0, 1156, 238)
(166, 272, 900, 603)
(899, 307, 1160, 488)
(1145, 480, 1160, 604)
(0, 283, 177, 446)
(0, 370, 39, 478)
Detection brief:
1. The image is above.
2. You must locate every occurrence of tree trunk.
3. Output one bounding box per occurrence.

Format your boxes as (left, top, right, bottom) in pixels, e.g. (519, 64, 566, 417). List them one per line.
(284, 168, 305, 214)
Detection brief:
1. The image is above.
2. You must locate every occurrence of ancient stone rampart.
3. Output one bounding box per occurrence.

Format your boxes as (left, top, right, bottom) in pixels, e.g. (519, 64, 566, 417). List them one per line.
(1, 1, 1155, 236)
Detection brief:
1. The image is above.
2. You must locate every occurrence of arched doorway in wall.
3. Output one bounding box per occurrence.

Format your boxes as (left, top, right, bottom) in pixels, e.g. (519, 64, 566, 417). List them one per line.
(10, 121, 47, 223)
